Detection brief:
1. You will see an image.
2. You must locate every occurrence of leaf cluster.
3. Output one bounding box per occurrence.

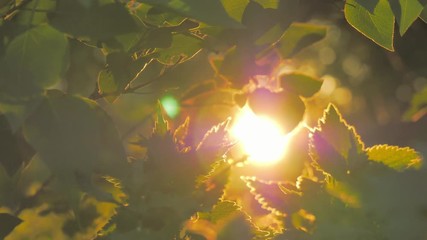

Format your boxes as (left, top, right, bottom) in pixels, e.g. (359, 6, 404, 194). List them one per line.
(246, 104, 427, 239)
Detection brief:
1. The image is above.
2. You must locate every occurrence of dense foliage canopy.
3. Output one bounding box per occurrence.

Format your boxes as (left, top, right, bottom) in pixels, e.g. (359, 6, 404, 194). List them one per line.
(1, 0, 427, 239)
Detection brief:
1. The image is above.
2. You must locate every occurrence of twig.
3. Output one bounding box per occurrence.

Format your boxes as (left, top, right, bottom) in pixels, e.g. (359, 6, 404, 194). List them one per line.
(2, 0, 33, 21)
(92, 56, 184, 100)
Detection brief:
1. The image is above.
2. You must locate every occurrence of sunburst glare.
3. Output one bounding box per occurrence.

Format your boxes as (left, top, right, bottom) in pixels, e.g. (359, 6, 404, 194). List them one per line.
(230, 105, 291, 165)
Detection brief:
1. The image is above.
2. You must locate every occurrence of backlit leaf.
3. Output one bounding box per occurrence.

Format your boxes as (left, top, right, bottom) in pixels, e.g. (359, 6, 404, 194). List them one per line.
(154, 103, 169, 136)
(0, 213, 22, 239)
(156, 34, 202, 65)
(314, 104, 364, 159)
(243, 177, 300, 216)
(276, 22, 327, 58)
(221, 0, 249, 21)
(345, 0, 394, 51)
(389, 0, 424, 35)
(98, 52, 150, 102)
(367, 144, 423, 170)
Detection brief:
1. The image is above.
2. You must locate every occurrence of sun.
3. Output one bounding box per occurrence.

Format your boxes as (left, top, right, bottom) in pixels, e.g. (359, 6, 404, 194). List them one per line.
(230, 105, 291, 165)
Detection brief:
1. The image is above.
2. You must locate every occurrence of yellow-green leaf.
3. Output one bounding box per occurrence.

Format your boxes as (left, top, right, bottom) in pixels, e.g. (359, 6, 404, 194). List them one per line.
(367, 144, 423, 170)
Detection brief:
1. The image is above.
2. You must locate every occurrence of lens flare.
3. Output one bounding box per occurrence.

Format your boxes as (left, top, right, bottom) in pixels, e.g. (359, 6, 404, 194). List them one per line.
(160, 95, 180, 118)
(230, 105, 290, 165)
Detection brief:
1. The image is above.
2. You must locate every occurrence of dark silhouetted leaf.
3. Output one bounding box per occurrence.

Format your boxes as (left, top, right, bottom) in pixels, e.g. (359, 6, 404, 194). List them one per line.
(248, 88, 305, 133)
(243, 177, 300, 215)
(0, 213, 22, 239)
(49, 2, 138, 40)
(280, 73, 323, 98)
(23, 90, 128, 201)
(314, 104, 364, 158)
(0, 114, 34, 176)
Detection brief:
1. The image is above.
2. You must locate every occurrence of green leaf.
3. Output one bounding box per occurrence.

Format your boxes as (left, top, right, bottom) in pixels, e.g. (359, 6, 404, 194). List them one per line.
(354, 0, 380, 13)
(13, 0, 55, 26)
(0, 213, 22, 239)
(276, 22, 327, 58)
(256, 24, 286, 46)
(66, 39, 103, 97)
(0, 25, 68, 130)
(98, 52, 150, 102)
(243, 177, 300, 216)
(311, 133, 350, 180)
(0, 96, 43, 132)
(344, 0, 395, 51)
(0, 24, 68, 96)
(156, 34, 202, 65)
(389, 0, 424, 35)
(23, 90, 128, 191)
(367, 144, 423, 170)
(221, 0, 249, 21)
(310, 104, 369, 179)
(130, 59, 166, 88)
(280, 73, 323, 98)
(138, 0, 242, 28)
(48, 2, 138, 40)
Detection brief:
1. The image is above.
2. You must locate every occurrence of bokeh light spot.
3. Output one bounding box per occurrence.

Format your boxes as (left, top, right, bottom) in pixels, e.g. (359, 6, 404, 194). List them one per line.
(230, 105, 290, 166)
(161, 95, 180, 118)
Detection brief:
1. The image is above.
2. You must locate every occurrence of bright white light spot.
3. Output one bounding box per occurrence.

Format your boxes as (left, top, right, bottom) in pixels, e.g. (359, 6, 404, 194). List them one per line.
(230, 105, 290, 166)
